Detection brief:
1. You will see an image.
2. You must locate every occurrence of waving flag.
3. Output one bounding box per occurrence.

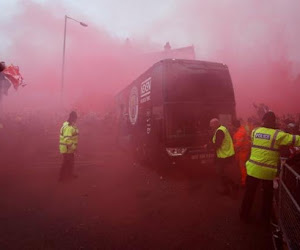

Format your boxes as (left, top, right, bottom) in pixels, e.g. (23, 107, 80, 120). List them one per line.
(3, 64, 26, 90)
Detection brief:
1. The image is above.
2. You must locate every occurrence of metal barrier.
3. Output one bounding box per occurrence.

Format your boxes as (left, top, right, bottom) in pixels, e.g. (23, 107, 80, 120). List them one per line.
(278, 160, 300, 250)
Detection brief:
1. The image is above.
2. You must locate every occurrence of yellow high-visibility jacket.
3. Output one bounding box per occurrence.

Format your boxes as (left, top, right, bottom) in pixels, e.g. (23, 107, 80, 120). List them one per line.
(246, 127, 300, 180)
(59, 121, 79, 154)
(213, 125, 235, 158)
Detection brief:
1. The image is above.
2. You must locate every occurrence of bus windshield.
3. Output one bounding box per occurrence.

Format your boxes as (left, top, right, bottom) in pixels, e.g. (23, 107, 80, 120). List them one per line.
(165, 67, 234, 102)
(165, 103, 212, 139)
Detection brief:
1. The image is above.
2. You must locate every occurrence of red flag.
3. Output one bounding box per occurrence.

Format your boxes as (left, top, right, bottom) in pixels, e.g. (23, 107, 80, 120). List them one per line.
(3, 64, 26, 90)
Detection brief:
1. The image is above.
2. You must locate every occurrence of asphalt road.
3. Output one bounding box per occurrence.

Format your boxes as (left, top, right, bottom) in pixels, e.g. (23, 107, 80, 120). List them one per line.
(0, 122, 273, 249)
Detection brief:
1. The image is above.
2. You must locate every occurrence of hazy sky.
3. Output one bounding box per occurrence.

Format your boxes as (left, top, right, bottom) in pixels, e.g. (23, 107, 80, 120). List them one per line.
(2, 0, 300, 59)
(0, 0, 182, 50)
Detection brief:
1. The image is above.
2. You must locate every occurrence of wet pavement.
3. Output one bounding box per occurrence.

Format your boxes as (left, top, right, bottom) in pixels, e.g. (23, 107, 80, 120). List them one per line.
(0, 123, 273, 249)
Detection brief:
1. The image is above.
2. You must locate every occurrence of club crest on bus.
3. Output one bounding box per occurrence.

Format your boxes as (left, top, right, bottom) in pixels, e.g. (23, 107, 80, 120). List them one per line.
(129, 86, 139, 125)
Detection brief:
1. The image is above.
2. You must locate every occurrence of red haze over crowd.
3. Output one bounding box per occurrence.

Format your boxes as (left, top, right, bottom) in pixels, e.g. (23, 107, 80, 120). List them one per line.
(1, 0, 300, 116)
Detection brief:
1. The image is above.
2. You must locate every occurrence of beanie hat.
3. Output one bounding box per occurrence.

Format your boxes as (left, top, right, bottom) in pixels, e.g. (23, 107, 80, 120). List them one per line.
(262, 111, 276, 124)
(68, 111, 77, 123)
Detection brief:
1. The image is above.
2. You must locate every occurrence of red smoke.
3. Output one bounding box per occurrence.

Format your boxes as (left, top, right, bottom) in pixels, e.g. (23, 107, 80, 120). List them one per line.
(1, 0, 300, 117)
(1, 2, 154, 113)
(147, 0, 300, 116)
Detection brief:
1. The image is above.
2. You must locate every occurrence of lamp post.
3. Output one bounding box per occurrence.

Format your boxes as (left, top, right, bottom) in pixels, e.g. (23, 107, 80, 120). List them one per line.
(61, 15, 88, 105)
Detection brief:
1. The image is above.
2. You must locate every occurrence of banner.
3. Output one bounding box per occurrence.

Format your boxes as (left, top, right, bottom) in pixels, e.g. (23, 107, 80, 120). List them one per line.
(3, 64, 26, 90)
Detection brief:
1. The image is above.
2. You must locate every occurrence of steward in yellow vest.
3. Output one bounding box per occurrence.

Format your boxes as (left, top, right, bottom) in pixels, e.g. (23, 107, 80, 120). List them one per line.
(240, 111, 300, 224)
(59, 122, 79, 154)
(212, 125, 235, 159)
(59, 111, 79, 182)
(210, 118, 238, 196)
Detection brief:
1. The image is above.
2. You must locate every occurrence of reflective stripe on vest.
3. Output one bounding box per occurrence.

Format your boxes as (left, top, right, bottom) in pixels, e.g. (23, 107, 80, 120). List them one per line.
(248, 159, 277, 169)
(251, 145, 279, 152)
(212, 125, 235, 158)
(246, 127, 280, 180)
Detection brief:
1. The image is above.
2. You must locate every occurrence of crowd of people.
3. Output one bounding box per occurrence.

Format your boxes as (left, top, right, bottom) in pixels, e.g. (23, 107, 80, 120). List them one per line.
(0, 104, 299, 162)
(209, 107, 300, 233)
(0, 105, 299, 228)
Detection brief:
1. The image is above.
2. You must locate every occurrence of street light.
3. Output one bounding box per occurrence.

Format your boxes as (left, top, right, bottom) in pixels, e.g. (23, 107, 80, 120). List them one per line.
(61, 15, 88, 105)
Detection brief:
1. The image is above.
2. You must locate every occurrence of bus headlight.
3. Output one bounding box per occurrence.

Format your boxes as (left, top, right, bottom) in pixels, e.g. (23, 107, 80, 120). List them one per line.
(166, 148, 187, 156)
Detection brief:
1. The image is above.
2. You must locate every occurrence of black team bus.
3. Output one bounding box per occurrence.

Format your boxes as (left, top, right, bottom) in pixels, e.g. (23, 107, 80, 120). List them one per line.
(115, 59, 236, 166)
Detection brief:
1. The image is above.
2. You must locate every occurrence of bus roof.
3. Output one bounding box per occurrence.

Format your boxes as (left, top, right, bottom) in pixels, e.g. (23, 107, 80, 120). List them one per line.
(154, 59, 228, 71)
(115, 59, 229, 98)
